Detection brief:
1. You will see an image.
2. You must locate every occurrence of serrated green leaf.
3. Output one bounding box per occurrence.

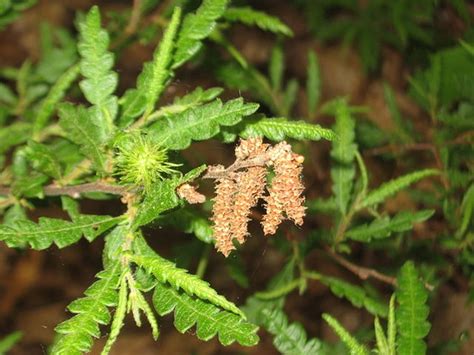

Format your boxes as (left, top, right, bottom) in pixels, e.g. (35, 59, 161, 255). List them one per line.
(322, 313, 369, 355)
(269, 44, 284, 92)
(261, 308, 325, 355)
(0, 331, 21, 354)
(240, 117, 336, 142)
(330, 99, 357, 215)
(58, 103, 108, 172)
(132, 235, 244, 317)
(173, 0, 229, 68)
(396, 261, 431, 355)
(158, 208, 213, 243)
(320, 276, 388, 317)
(306, 51, 320, 116)
(153, 282, 259, 346)
(148, 98, 258, 150)
(0, 122, 31, 154)
(224, 7, 293, 36)
(359, 169, 439, 209)
(346, 210, 435, 242)
(78, 5, 118, 137)
(24, 140, 62, 180)
(33, 63, 80, 133)
(0, 214, 122, 249)
(51, 260, 122, 355)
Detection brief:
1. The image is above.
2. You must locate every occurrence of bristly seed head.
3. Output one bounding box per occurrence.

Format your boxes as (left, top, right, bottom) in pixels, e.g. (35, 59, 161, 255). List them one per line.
(114, 132, 180, 190)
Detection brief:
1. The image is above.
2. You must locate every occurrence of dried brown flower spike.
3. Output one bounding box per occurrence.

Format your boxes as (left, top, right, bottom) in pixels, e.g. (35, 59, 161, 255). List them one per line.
(177, 183, 206, 204)
(206, 138, 306, 256)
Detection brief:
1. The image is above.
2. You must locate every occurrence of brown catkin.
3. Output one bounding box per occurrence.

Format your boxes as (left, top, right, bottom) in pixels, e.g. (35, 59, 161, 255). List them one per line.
(210, 165, 238, 256)
(177, 183, 206, 204)
(262, 142, 306, 235)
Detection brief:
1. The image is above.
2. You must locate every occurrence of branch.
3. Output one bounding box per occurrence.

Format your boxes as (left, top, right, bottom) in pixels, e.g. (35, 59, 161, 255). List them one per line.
(324, 246, 434, 291)
(202, 155, 269, 180)
(0, 182, 130, 198)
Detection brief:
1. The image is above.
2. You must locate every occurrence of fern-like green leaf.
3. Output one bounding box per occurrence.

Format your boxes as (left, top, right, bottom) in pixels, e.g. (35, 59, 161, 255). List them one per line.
(261, 308, 325, 355)
(58, 103, 108, 172)
(24, 140, 63, 180)
(147, 98, 258, 150)
(0, 214, 122, 249)
(396, 261, 431, 355)
(0, 122, 31, 154)
(78, 6, 118, 139)
(359, 169, 439, 209)
(224, 7, 293, 36)
(322, 313, 369, 355)
(329, 99, 357, 215)
(0, 331, 22, 354)
(51, 260, 122, 355)
(306, 51, 320, 116)
(173, 0, 229, 68)
(345, 210, 435, 242)
(153, 282, 259, 346)
(132, 235, 244, 317)
(240, 117, 336, 142)
(33, 63, 80, 133)
(269, 44, 284, 92)
(320, 275, 388, 317)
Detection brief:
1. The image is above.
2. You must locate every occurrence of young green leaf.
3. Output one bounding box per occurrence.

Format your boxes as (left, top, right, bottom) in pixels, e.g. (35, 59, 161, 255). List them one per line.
(282, 78, 299, 116)
(0, 122, 31, 154)
(0, 214, 122, 249)
(269, 44, 284, 92)
(78, 6, 118, 140)
(173, 0, 229, 68)
(153, 282, 259, 346)
(329, 99, 357, 215)
(224, 7, 293, 36)
(261, 308, 325, 355)
(132, 235, 244, 317)
(24, 140, 63, 180)
(374, 316, 389, 355)
(240, 117, 336, 142)
(319, 275, 388, 317)
(51, 261, 122, 355)
(396, 261, 431, 355)
(147, 98, 259, 150)
(33, 63, 80, 134)
(58, 103, 108, 172)
(359, 169, 439, 209)
(306, 51, 320, 116)
(345, 210, 435, 242)
(388, 295, 396, 355)
(322, 313, 369, 355)
(0, 331, 22, 354)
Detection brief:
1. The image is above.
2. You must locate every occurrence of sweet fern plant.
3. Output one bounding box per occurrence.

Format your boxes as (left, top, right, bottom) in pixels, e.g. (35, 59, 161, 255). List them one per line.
(1, 1, 471, 354)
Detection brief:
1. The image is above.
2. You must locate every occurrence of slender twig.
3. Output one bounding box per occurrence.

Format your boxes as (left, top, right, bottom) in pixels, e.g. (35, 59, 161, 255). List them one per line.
(0, 182, 129, 198)
(324, 246, 435, 291)
(203, 155, 269, 180)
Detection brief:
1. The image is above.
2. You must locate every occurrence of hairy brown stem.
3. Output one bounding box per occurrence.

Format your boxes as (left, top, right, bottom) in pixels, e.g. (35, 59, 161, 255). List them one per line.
(0, 182, 129, 198)
(324, 246, 435, 291)
(202, 155, 269, 180)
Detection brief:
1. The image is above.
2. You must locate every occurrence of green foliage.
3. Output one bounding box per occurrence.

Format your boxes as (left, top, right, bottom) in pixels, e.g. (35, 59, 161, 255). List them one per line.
(52, 260, 122, 355)
(78, 6, 118, 139)
(0, 0, 36, 29)
(0, 331, 21, 354)
(319, 275, 388, 317)
(322, 313, 369, 355)
(173, 0, 228, 68)
(58, 103, 108, 172)
(24, 140, 63, 180)
(147, 98, 259, 150)
(0, 213, 122, 249)
(240, 117, 336, 142)
(132, 235, 244, 317)
(346, 210, 435, 242)
(306, 51, 321, 116)
(153, 282, 259, 346)
(328, 99, 357, 215)
(261, 308, 325, 355)
(359, 169, 439, 209)
(223, 7, 293, 36)
(396, 261, 431, 355)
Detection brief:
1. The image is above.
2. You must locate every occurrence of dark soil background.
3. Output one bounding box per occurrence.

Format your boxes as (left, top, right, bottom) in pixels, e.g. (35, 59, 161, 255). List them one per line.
(1, 1, 473, 354)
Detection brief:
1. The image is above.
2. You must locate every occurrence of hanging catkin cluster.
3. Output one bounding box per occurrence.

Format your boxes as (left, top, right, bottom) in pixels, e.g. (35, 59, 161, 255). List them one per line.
(206, 137, 306, 256)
